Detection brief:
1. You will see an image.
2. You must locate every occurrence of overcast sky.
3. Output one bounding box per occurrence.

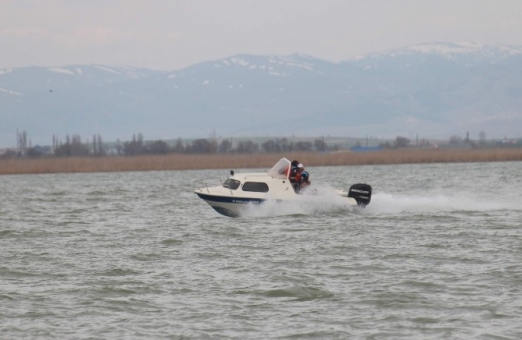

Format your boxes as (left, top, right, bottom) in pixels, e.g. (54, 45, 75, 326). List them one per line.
(2, 0, 522, 71)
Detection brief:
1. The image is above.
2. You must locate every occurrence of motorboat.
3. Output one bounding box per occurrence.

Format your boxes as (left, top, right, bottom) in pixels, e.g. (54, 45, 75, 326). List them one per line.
(194, 158, 372, 217)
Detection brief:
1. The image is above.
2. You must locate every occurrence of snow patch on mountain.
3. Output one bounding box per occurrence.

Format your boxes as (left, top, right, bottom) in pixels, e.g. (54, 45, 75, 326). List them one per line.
(408, 42, 522, 61)
(48, 67, 74, 75)
(0, 87, 22, 95)
(94, 65, 121, 75)
(230, 58, 250, 67)
(213, 55, 318, 74)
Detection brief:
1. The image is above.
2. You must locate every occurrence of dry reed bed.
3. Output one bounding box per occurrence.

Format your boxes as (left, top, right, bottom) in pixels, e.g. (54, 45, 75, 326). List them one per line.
(1, 148, 522, 175)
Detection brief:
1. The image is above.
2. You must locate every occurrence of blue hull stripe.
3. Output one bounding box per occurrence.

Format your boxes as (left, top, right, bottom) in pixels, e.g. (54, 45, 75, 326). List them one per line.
(196, 193, 265, 204)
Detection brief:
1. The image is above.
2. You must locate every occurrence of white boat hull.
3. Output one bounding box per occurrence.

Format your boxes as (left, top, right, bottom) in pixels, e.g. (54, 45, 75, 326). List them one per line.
(194, 188, 359, 217)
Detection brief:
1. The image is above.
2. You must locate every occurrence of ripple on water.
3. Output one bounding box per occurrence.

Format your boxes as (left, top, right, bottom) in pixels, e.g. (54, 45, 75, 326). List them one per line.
(161, 238, 183, 246)
(258, 286, 334, 301)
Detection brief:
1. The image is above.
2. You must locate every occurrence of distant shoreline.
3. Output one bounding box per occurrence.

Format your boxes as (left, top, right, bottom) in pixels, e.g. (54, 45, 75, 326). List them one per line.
(1, 148, 521, 175)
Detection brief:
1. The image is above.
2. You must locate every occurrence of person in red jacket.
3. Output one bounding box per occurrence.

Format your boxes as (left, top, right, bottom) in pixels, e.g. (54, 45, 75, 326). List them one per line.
(294, 163, 310, 192)
(288, 160, 299, 183)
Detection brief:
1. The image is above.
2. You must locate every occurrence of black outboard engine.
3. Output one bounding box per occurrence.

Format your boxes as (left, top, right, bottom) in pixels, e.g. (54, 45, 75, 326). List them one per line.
(348, 183, 372, 207)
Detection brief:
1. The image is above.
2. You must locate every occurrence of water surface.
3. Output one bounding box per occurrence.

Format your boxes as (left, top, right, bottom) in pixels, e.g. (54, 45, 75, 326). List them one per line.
(1, 162, 521, 339)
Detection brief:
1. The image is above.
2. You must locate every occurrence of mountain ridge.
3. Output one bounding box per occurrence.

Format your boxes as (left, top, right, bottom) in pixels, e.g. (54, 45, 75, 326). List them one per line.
(1, 42, 521, 147)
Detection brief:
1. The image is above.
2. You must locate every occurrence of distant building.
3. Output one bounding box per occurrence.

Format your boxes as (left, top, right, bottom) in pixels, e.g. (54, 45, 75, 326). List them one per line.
(350, 146, 383, 152)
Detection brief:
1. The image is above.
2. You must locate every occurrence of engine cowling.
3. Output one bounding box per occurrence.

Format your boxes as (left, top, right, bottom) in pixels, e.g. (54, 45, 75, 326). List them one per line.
(348, 183, 372, 207)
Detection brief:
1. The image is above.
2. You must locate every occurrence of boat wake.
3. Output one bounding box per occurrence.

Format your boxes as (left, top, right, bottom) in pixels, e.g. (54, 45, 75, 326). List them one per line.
(240, 189, 519, 218)
(365, 192, 520, 215)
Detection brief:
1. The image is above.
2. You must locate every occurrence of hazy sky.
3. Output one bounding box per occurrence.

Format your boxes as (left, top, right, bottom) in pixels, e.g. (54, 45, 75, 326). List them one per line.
(2, 0, 522, 70)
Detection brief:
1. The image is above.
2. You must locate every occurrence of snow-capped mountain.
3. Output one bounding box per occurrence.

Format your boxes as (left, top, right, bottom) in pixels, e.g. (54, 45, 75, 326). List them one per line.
(350, 42, 522, 62)
(1, 42, 521, 147)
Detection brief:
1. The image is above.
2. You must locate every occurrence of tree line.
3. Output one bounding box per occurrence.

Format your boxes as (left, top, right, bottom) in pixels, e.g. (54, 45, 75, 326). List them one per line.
(2, 132, 334, 159)
(6, 130, 509, 160)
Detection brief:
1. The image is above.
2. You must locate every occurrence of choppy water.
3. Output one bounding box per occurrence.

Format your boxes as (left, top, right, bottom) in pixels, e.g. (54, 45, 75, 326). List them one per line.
(1, 161, 521, 339)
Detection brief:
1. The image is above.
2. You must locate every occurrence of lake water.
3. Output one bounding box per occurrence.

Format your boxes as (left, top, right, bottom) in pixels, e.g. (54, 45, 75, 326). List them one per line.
(1, 161, 521, 339)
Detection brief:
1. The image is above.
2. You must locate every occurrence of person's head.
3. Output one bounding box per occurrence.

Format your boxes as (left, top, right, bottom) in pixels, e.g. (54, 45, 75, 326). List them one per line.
(291, 160, 299, 167)
(297, 163, 304, 171)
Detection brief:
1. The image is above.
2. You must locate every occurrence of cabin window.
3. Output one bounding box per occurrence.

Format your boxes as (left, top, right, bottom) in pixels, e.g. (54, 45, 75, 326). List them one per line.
(242, 182, 269, 193)
(223, 179, 240, 190)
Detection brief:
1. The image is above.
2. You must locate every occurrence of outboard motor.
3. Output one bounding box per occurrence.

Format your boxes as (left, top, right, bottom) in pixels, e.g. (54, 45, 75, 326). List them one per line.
(348, 183, 372, 207)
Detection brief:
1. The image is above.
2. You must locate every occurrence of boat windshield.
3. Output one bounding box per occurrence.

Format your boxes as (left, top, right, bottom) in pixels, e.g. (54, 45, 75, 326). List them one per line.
(268, 158, 291, 179)
(223, 179, 240, 190)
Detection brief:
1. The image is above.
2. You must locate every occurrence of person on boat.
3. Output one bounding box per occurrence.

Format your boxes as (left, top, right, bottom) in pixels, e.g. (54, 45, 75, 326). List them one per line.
(295, 163, 310, 192)
(288, 160, 299, 183)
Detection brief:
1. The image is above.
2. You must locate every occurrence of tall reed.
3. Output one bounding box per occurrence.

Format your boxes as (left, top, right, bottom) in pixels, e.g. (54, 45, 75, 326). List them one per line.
(1, 148, 521, 175)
